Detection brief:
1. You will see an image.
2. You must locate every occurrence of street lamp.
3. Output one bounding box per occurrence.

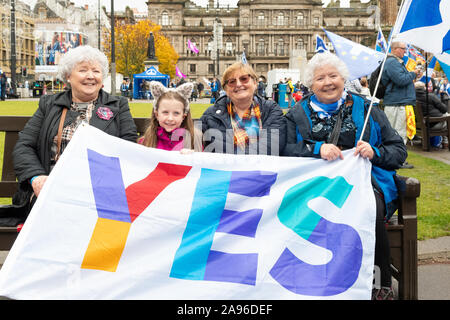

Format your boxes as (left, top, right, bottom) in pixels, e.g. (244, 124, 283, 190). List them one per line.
(110, 0, 116, 95)
(98, 0, 101, 50)
(10, 0, 17, 94)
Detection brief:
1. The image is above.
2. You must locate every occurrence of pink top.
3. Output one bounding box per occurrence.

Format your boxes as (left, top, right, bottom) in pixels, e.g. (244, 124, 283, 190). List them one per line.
(138, 127, 185, 151)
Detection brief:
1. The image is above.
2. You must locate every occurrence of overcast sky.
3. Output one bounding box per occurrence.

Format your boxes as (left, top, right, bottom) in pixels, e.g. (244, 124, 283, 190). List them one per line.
(22, 0, 371, 12)
(22, 0, 240, 12)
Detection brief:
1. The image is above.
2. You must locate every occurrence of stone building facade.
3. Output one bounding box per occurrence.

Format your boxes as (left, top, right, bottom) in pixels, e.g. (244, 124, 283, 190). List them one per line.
(147, 0, 396, 82)
(0, 0, 35, 78)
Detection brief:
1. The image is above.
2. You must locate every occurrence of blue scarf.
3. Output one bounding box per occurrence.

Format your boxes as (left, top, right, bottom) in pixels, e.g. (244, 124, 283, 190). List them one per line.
(310, 92, 348, 119)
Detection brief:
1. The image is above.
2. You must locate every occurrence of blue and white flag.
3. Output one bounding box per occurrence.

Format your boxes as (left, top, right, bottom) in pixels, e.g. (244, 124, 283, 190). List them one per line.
(315, 35, 329, 53)
(324, 29, 385, 80)
(375, 27, 388, 53)
(392, 0, 450, 67)
(0, 125, 376, 300)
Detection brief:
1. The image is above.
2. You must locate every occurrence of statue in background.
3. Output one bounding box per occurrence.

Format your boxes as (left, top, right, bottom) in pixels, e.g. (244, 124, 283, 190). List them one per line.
(147, 32, 155, 59)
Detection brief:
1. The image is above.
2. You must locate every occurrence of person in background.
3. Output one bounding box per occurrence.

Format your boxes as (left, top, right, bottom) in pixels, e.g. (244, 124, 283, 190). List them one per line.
(120, 79, 128, 97)
(415, 81, 449, 148)
(345, 78, 363, 94)
(359, 77, 371, 97)
(283, 52, 407, 300)
(287, 77, 294, 108)
(13, 45, 138, 202)
(0, 72, 6, 101)
(257, 77, 266, 99)
(381, 40, 420, 169)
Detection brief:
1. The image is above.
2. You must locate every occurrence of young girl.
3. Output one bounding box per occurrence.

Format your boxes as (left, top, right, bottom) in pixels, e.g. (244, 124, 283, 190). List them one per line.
(139, 81, 202, 152)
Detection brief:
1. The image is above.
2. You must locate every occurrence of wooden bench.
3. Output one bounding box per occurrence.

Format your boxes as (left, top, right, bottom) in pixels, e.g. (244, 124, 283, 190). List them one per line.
(0, 115, 420, 299)
(414, 100, 450, 151)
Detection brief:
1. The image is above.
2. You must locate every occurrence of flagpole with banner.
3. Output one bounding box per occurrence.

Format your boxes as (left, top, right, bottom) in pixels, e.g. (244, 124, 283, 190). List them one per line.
(358, 0, 409, 141)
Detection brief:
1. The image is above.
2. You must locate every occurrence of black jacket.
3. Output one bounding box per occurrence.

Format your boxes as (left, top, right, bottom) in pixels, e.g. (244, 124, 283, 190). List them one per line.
(200, 94, 286, 155)
(13, 89, 138, 187)
(415, 87, 447, 117)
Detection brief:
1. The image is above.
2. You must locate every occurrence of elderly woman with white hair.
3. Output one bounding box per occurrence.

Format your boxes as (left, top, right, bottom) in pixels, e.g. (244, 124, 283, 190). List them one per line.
(13, 45, 137, 201)
(283, 52, 407, 300)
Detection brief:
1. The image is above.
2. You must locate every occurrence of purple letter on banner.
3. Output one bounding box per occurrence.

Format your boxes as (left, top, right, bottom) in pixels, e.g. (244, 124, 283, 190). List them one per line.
(203, 171, 277, 285)
(270, 176, 362, 296)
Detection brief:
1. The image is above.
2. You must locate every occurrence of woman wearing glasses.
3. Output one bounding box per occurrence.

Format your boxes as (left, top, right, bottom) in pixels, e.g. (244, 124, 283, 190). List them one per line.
(200, 62, 286, 155)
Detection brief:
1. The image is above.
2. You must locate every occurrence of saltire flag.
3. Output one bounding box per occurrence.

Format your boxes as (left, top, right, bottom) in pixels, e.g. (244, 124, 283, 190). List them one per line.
(0, 125, 376, 300)
(241, 50, 248, 64)
(428, 56, 441, 75)
(187, 39, 199, 54)
(392, 0, 450, 70)
(315, 34, 328, 53)
(403, 44, 419, 71)
(175, 66, 186, 79)
(324, 29, 385, 80)
(438, 58, 450, 78)
(375, 27, 388, 53)
(408, 45, 426, 64)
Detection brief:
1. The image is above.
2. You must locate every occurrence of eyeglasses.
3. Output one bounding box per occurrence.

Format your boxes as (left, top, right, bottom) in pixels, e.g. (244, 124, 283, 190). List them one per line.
(224, 74, 252, 87)
(395, 47, 407, 50)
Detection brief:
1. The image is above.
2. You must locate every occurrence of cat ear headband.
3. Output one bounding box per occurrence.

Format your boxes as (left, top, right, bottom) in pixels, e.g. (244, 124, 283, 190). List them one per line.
(149, 81, 194, 113)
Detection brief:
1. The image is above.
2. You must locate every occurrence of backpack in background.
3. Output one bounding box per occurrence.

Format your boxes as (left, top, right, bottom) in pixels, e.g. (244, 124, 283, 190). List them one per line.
(369, 57, 393, 99)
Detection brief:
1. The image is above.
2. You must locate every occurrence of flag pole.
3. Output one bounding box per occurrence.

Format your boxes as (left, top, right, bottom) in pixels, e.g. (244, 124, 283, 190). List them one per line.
(358, 0, 408, 141)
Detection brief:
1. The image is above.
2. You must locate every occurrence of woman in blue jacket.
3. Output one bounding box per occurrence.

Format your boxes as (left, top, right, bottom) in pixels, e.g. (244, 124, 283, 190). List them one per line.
(283, 52, 407, 300)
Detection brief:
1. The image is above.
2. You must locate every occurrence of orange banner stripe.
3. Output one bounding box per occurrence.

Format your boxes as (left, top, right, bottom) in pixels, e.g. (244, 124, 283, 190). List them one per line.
(81, 218, 131, 272)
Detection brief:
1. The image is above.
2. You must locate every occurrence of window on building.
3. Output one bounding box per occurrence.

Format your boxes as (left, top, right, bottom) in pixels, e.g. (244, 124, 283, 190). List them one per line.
(297, 12, 304, 26)
(189, 64, 196, 73)
(257, 12, 265, 27)
(207, 37, 214, 55)
(39, 8, 46, 20)
(161, 11, 170, 26)
(257, 38, 265, 56)
(313, 16, 320, 26)
(296, 38, 304, 50)
(276, 38, 285, 56)
(276, 12, 285, 26)
(208, 64, 215, 74)
(226, 40, 233, 55)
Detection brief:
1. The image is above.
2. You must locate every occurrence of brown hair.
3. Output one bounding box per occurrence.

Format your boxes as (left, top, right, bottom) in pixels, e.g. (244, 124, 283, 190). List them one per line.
(222, 62, 258, 89)
(141, 91, 195, 149)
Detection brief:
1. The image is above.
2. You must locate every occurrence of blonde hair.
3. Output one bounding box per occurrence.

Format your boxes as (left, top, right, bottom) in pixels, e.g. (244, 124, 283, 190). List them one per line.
(222, 62, 258, 89)
(141, 91, 196, 149)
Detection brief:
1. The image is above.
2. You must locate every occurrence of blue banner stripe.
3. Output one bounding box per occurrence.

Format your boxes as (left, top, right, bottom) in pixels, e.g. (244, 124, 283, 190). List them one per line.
(87, 149, 130, 223)
(170, 168, 231, 280)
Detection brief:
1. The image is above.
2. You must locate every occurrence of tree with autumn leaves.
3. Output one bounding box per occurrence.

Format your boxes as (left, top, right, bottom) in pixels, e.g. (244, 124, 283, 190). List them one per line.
(103, 20, 179, 78)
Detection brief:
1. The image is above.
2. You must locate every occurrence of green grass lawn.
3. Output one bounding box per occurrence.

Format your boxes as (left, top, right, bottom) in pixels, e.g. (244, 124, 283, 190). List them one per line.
(398, 152, 450, 240)
(0, 99, 448, 240)
(0, 100, 210, 119)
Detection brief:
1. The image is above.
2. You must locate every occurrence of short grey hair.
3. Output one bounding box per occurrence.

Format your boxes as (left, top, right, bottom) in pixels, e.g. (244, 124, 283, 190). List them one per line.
(391, 40, 406, 49)
(304, 52, 349, 88)
(57, 45, 109, 82)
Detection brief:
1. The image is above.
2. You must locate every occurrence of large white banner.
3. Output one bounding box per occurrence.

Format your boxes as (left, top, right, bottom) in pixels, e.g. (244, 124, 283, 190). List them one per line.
(0, 125, 376, 300)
